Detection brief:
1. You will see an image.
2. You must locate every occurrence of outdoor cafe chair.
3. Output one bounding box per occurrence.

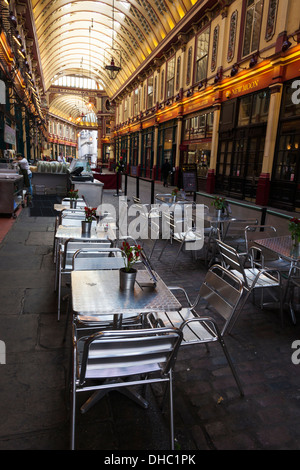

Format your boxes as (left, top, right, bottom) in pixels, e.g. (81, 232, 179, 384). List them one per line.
(56, 238, 111, 320)
(147, 264, 244, 396)
(217, 240, 284, 327)
(157, 210, 203, 269)
(223, 218, 258, 253)
(70, 326, 183, 450)
(283, 265, 300, 325)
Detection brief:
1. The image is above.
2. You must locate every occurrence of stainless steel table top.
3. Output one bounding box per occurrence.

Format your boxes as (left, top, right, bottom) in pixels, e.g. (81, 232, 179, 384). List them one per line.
(155, 195, 193, 206)
(71, 269, 182, 315)
(55, 224, 116, 241)
(255, 235, 300, 262)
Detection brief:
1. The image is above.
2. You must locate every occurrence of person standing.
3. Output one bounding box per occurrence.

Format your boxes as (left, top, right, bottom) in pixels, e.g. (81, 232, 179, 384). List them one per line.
(15, 154, 33, 197)
(161, 159, 171, 187)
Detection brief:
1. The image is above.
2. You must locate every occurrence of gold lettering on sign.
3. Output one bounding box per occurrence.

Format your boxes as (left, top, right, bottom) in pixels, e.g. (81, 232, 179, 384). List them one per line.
(232, 79, 259, 95)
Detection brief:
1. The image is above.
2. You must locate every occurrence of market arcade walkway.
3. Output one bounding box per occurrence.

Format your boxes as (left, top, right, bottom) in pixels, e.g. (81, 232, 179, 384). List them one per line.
(0, 181, 300, 450)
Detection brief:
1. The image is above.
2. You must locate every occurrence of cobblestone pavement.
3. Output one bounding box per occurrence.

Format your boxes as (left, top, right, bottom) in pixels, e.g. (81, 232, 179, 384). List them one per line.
(0, 177, 300, 451)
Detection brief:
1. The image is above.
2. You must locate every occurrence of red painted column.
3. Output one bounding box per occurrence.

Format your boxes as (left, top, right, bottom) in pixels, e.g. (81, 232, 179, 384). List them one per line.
(206, 169, 215, 194)
(256, 173, 270, 206)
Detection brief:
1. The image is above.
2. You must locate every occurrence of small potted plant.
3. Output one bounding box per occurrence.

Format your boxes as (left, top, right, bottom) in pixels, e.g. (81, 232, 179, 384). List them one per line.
(68, 189, 79, 208)
(289, 217, 300, 246)
(212, 196, 226, 218)
(119, 241, 142, 290)
(82, 206, 97, 235)
(171, 187, 179, 202)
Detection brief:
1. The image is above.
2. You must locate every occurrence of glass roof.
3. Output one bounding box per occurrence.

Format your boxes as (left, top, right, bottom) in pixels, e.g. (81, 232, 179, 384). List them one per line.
(30, 0, 195, 120)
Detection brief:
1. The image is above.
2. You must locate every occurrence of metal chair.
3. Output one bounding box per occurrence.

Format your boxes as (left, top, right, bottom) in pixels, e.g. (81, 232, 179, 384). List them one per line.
(222, 218, 258, 252)
(244, 225, 291, 271)
(70, 326, 183, 450)
(56, 238, 111, 320)
(158, 209, 203, 268)
(283, 265, 300, 325)
(148, 264, 244, 396)
(217, 239, 284, 326)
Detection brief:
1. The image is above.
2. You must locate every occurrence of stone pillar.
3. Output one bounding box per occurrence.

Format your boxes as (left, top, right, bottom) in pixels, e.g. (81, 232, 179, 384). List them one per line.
(175, 116, 183, 186)
(152, 123, 159, 179)
(138, 127, 142, 176)
(256, 84, 283, 206)
(206, 103, 221, 194)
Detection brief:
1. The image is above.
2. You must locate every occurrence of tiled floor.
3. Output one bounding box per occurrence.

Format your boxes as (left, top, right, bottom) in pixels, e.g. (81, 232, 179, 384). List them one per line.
(0, 181, 300, 451)
(0, 206, 22, 243)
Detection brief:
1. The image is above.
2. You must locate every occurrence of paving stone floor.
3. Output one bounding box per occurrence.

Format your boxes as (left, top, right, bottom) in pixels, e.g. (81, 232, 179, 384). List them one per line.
(0, 179, 300, 452)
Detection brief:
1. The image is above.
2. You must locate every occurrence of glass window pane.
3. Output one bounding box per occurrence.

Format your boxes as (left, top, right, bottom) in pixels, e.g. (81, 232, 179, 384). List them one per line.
(252, 0, 263, 51)
(238, 96, 252, 126)
(243, 9, 254, 57)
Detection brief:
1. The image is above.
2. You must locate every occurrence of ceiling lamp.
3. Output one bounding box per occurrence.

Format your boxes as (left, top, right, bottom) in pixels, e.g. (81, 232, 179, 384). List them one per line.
(104, 0, 122, 80)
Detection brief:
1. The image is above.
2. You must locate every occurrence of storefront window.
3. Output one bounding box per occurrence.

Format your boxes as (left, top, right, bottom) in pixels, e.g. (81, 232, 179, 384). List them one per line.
(183, 110, 214, 140)
(238, 89, 270, 126)
(274, 121, 300, 181)
(238, 96, 252, 126)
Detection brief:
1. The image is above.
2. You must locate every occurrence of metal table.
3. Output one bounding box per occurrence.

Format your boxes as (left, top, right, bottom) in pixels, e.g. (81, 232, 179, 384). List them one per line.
(55, 224, 116, 241)
(254, 235, 300, 324)
(71, 268, 182, 411)
(71, 269, 181, 317)
(155, 194, 193, 206)
(254, 235, 300, 265)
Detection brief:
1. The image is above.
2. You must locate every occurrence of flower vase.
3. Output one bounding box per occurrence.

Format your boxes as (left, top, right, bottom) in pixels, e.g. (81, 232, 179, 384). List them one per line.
(81, 220, 92, 236)
(172, 196, 177, 203)
(119, 267, 137, 290)
(70, 200, 77, 209)
(215, 209, 222, 218)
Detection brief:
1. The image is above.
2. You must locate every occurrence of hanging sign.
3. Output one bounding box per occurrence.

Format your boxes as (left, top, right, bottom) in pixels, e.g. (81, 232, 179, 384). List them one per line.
(4, 123, 16, 145)
(0, 80, 5, 104)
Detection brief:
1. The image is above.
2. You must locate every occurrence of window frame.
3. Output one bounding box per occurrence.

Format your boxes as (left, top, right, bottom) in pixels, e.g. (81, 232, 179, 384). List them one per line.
(241, 0, 264, 59)
(195, 27, 210, 84)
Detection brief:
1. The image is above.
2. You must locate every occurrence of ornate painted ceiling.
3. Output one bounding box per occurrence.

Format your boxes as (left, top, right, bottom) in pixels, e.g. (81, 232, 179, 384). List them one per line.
(29, 0, 198, 121)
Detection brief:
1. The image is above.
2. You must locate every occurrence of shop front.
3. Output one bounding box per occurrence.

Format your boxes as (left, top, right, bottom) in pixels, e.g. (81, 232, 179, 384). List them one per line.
(215, 88, 270, 201)
(181, 109, 213, 191)
(269, 78, 300, 210)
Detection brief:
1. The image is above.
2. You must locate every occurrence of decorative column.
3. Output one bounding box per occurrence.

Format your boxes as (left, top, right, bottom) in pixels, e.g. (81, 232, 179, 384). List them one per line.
(256, 84, 283, 206)
(206, 103, 221, 194)
(175, 115, 183, 187)
(152, 121, 159, 180)
(138, 124, 142, 176)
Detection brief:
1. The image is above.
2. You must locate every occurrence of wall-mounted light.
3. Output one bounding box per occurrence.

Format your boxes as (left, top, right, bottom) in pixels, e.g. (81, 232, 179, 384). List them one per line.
(18, 48, 26, 59)
(12, 33, 22, 47)
(214, 73, 221, 83)
(9, 12, 17, 27)
(249, 54, 258, 68)
(230, 64, 239, 77)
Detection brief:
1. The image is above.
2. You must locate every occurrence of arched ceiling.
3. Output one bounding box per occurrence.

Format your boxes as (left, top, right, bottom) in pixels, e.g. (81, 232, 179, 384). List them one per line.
(29, 0, 196, 120)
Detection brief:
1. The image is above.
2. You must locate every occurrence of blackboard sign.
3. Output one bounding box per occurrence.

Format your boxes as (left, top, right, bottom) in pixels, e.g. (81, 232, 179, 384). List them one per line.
(131, 166, 138, 176)
(182, 171, 197, 192)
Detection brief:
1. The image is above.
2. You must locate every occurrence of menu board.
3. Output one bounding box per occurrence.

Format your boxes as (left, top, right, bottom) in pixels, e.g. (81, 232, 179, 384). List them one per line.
(182, 171, 197, 192)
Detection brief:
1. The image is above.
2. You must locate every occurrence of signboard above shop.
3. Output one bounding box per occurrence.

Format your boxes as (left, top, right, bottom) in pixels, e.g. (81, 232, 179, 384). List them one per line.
(4, 123, 16, 146)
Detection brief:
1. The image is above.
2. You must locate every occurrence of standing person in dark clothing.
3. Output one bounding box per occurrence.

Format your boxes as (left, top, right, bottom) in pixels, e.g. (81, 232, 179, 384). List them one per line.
(161, 159, 171, 187)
